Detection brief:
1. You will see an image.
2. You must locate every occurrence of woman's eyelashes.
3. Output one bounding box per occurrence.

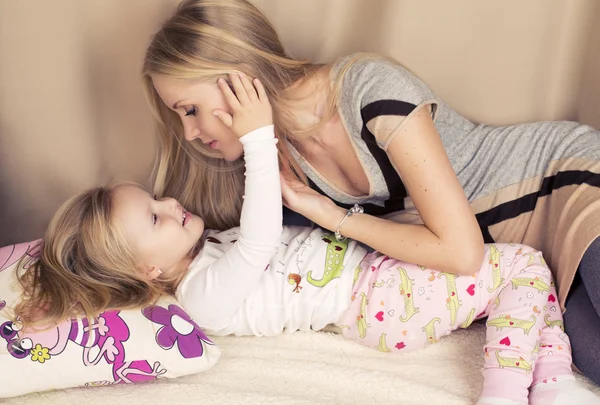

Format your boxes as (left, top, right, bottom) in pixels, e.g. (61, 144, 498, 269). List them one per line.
(184, 106, 197, 117)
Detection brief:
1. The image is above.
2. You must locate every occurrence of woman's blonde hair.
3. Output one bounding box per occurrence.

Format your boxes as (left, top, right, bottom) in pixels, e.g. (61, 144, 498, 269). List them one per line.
(142, 0, 329, 230)
(15, 185, 178, 329)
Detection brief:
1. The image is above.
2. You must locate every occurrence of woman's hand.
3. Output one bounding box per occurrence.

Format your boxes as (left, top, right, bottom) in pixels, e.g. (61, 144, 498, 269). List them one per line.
(213, 73, 272, 138)
(280, 174, 345, 231)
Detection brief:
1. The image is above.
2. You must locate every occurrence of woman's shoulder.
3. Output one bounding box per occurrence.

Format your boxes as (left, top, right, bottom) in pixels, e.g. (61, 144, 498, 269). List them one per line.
(329, 52, 438, 112)
(329, 53, 417, 85)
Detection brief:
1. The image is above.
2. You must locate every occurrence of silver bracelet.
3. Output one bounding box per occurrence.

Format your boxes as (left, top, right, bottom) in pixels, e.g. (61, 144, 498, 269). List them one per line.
(335, 204, 364, 242)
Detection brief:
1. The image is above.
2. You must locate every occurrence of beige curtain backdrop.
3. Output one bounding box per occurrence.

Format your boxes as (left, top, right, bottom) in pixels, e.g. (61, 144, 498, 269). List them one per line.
(0, 0, 599, 246)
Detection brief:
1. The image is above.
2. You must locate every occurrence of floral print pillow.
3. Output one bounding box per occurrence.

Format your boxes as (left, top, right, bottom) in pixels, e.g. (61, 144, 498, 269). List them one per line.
(0, 240, 221, 398)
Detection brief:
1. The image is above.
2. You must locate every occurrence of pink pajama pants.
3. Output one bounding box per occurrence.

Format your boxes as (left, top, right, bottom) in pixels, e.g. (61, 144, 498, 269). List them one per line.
(337, 244, 572, 403)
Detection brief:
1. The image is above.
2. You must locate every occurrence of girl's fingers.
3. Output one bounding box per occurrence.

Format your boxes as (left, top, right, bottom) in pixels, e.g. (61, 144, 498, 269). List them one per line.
(229, 73, 250, 106)
(253, 78, 268, 103)
(213, 109, 233, 128)
(218, 78, 240, 110)
(240, 74, 259, 102)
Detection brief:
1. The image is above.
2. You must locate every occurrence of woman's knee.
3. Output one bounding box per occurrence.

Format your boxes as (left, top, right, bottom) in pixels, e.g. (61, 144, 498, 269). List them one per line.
(578, 237, 600, 284)
(577, 236, 600, 314)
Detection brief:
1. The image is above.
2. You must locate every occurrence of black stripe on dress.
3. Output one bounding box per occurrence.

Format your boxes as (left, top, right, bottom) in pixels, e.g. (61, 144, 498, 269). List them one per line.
(358, 99, 418, 214)
(361, 99, 416, 119)
(298, 99, 417, 217)
(476, 170, 600, 243)
(305, 178, 397, 215)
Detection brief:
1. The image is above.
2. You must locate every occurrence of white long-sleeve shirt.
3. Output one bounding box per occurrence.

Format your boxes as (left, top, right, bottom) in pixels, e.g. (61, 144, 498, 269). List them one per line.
(176, 126, 366, 336)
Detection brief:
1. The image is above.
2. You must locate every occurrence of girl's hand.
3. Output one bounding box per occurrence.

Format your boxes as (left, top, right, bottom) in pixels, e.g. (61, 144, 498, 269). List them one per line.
(213, 73, 273, 138)
(280, 174, 345, 231)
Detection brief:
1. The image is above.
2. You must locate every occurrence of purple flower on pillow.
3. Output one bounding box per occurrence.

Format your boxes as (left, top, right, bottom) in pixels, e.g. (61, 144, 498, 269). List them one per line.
(142, 304, 213, 359)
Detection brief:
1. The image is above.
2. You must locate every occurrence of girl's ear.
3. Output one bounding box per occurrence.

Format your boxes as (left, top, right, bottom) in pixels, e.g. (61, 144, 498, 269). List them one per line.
(145, 266, 163, 280)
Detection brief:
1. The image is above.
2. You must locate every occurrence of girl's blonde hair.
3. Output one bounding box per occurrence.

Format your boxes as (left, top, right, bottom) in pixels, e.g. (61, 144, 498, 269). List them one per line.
(15, 185, 178, 329)
(143, 0, 331, 230)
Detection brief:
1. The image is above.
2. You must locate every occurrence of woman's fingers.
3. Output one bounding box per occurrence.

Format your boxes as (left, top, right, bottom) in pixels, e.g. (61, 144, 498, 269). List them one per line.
(287, 178, 309, 192)
(212, 109, 233, 128)
(280, 174, 297, 203)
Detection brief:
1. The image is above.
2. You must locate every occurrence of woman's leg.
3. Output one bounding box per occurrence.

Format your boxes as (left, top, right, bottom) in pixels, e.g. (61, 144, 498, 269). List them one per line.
(564, 280, 600, 385)
(574, 237, 600, 315)
(564, 236, 600, 385)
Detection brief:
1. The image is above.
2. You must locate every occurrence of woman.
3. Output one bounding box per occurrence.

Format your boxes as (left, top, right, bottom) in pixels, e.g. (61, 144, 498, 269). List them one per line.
(142, 0, 600, 384)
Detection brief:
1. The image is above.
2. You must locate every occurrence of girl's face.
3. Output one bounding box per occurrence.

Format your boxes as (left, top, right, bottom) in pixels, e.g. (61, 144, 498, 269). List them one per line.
(152, 75, 244, 162)
(112, 184, 204, 277)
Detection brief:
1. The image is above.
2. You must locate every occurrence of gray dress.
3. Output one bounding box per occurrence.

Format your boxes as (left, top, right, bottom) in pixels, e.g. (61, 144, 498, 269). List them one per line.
(286, 54, 600, 309)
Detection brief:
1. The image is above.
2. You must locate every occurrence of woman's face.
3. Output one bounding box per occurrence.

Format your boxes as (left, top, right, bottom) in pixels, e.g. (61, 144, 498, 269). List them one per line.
(152, 75, 244, 161)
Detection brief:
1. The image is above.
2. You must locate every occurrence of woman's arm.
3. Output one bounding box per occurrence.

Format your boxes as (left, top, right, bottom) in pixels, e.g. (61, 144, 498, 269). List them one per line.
(283, 56, 483, 275)
(282, 110, 483, 276)
(342, 110, 483, 275)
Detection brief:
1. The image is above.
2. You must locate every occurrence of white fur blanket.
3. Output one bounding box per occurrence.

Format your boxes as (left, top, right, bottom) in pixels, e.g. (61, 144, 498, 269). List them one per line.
(2, 323, 599, 404)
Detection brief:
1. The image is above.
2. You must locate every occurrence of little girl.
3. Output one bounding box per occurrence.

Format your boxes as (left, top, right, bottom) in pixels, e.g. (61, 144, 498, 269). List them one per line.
(16, 74, 598, 405)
